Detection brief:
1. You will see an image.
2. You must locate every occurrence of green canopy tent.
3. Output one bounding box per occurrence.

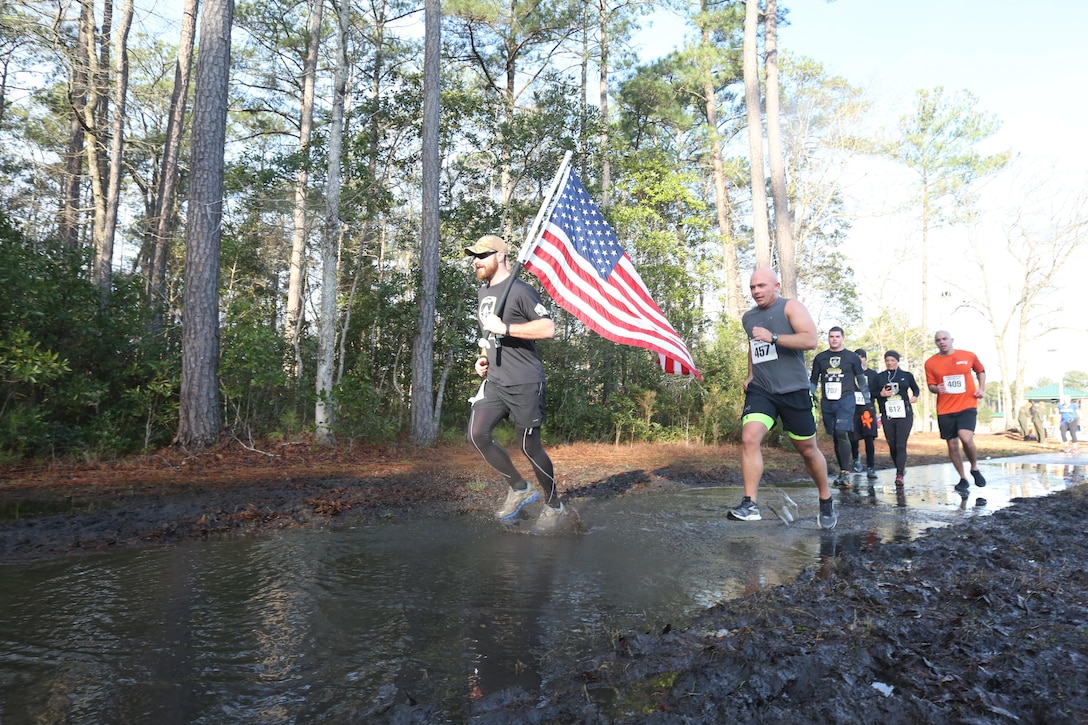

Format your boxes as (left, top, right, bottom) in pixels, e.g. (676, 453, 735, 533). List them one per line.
(1023, 384, 1088, 402)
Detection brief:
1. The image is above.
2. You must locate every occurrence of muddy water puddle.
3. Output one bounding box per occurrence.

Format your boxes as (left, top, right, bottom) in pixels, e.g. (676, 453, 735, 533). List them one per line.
(0, 455, 1082, 723)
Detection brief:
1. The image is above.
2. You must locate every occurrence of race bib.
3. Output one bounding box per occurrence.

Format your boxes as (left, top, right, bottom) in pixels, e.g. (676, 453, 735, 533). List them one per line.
(854, 391, 865, 405)
(750, 339, 779, 364)
(825, 381, 841, 400)
(943, 374, 967, 394)
(886, 398, 906, 418)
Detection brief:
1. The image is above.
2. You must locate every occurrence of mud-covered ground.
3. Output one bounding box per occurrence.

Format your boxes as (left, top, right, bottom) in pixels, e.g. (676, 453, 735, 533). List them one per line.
(2, 433, 1086, 722)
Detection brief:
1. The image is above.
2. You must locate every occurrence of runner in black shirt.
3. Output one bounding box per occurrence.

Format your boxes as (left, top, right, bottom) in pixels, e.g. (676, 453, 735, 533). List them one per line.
(873, 350, 920, 486)
(810, 327, 866, 489)
(465, 235, 578, 535)
(852, 349, 880, 481)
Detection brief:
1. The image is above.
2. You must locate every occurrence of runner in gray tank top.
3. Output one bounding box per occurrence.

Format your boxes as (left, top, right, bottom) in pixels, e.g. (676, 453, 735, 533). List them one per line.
(731, 268, 837, 529)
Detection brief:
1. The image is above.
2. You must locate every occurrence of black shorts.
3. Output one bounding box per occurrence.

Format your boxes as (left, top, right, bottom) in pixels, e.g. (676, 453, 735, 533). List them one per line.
(854, 406, 878, 437)
(742, 385, 817, 439)
(472, 380, 546, 429)
(937, 408, 977, 440)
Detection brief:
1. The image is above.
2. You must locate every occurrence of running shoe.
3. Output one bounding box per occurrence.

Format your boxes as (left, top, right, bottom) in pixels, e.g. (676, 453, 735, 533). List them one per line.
(728, 497, 761, 521)
(528, 502, 582, 535)
(496, 484, 539, 520)
(818, 497, 837, 529)
(954, 479, 970, 492)
(835, 471, 851, 489)
(867, 468, 877, 480)
(853, 459, 862, 473)
(894, 474, 904, 486)
(971, 469, 987, 487)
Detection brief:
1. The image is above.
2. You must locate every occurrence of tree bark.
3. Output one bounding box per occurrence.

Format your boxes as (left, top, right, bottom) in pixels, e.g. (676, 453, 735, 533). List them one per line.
(337, 5, 388, 385)
(99, 0, 134, 306)
(410, 0, 441, 446)
(149, 0, 200, 327)
(177, 0, 233, 449)
(61, 1, 91, 251)
(743, 0, 771, 269)
(701, 0, 742, 315)
(316, 0, 347, 446)
(284, 0, 325, 376)
(79, 0, 110, 292)
(597, 0, 610, 207)
(763, 0, 795, 297)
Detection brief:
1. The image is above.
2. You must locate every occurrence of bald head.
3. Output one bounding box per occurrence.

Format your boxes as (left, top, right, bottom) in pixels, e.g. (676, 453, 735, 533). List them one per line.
(934, 330, 954, 356)
(749, 267, 781, 308)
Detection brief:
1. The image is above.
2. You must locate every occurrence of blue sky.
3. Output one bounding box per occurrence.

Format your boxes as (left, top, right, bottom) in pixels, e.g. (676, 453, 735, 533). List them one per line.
(635, 0, 1088, 169)
(779, 0, 1088, 167)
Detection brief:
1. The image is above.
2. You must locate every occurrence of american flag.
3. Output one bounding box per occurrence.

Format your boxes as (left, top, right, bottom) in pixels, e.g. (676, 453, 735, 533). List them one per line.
(524, 172, 702, 380)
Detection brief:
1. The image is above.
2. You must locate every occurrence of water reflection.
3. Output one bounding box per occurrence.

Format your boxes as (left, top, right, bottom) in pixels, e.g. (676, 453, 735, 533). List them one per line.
(0, 456, 1080, 722)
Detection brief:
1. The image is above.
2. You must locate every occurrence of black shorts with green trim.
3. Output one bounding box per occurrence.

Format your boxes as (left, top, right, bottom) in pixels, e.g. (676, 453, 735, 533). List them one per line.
(742, 385, 817, 439)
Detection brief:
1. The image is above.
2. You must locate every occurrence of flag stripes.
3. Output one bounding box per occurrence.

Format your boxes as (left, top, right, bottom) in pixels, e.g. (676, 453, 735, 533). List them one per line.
(523, 172, 701, 380)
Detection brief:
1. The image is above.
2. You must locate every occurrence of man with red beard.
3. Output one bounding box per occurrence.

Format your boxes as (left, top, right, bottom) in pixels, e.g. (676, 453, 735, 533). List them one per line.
(464, 235, 578, 535)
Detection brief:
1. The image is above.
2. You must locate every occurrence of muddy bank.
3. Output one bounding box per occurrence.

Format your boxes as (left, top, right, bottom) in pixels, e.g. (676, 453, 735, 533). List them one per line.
(467, 484, 1088, 724)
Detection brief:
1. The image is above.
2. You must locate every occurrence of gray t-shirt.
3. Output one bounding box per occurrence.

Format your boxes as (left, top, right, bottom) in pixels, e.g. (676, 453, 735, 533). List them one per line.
(741, 296, 810, 395)
(477, 276, 550, 386)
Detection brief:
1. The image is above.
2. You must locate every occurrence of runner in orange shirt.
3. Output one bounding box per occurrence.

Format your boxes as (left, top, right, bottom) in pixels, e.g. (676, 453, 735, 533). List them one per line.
(923, 330, 987, 492)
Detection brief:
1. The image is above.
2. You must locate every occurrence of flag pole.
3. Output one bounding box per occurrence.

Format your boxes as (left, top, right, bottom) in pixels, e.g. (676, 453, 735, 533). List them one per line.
(512, 150, 574, 266)
(492, 150, 573, 336)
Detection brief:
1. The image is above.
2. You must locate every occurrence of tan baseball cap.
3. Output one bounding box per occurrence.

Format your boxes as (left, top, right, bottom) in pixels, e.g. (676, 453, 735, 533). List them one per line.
(463, 234, 507, 255)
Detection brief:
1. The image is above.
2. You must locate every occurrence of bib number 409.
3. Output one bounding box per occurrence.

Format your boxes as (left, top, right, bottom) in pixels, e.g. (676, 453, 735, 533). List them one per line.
(943, 374, 966, 393)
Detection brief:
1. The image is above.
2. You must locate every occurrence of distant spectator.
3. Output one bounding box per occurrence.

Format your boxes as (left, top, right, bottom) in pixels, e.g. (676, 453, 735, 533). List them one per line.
(1017, 400, 1032, 440)
(1058, 396, 1079, 455)
(1031, 402, 1047, 446)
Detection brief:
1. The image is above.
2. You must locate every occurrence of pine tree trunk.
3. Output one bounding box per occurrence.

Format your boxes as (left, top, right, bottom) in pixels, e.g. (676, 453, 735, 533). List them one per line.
(743, 0, 771, 269)
(410, 0, 441, 446)
(284, 0, 325, 377)
(316, 0, 346, 447)
(701, 0, 742, 314)
(597, 0, 610, 207)
(80, 0, 110, 292)
(764, 0, 796, 297)
(149, 0, 200, 328)
(61, 2, 90, 251)
(177, 0, 233, 449)
(100, 0, 134, 306)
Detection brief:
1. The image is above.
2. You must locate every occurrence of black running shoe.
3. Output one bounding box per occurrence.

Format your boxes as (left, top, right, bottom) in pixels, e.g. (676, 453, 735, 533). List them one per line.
(971, 469, 986, 487)
(954, 479, 970, 492)
(728, 497, 761, 521)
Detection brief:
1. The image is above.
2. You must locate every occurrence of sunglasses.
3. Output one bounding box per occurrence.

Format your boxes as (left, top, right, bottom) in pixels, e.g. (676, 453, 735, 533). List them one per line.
(470, 250, 498, 259)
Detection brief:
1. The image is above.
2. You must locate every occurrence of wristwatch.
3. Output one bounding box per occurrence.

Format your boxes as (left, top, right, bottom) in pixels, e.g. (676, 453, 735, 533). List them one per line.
(771, 333, 779, 344)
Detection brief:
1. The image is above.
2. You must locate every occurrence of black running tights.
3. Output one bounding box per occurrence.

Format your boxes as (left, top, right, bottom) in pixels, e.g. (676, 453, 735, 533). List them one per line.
(468, 406, 557, 503)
